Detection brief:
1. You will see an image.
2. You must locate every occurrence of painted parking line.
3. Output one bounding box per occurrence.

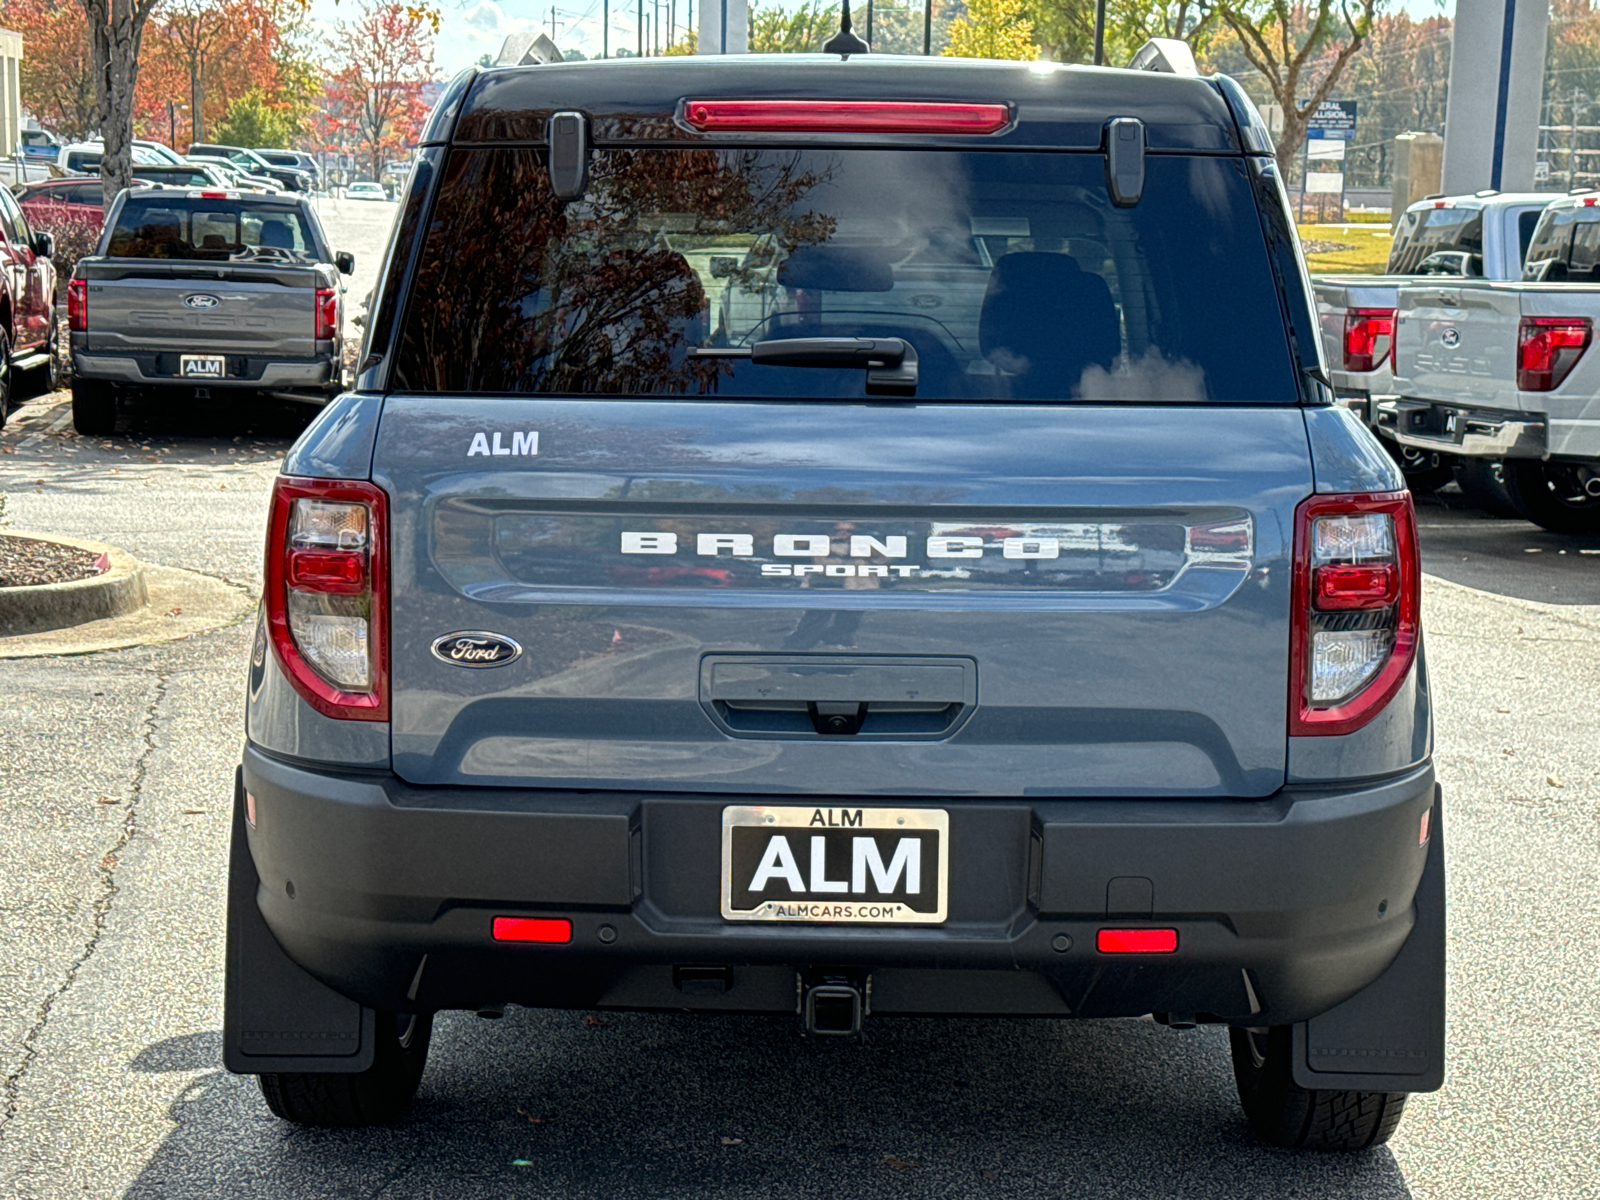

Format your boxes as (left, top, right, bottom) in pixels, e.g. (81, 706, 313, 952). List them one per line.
(15, 404, 75, 450)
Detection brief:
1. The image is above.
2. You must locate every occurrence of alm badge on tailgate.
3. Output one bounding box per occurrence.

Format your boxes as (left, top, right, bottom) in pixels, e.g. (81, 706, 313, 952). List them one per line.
(721, 806, 948, 924)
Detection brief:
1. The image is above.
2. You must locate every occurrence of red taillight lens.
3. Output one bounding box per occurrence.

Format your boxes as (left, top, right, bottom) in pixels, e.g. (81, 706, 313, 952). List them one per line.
(492, 917, 573, 944)
(1290, 492, 1420, 736)
(68, 278, 88, 332)
(1342, 307, 1395, 373)
(1097, 929, 1178, 954)
(682, 100, 1012, 135)
(264, 476, 388, 721)
(1517, 316, 1591, 391)
(315, 287, 338, 341)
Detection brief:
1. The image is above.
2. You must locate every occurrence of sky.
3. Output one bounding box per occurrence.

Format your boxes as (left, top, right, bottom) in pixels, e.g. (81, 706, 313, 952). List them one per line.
(306, 0, 1454, 81)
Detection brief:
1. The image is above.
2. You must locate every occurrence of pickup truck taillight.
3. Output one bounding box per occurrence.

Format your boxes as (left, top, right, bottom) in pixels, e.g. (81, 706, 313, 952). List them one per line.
(1517, 316, 1591, 391)
(315, 287, 337, 341)
(1342, 308, 1395, 373)
(1290, 492, 1419, 736)
(67, 278, 88, 332)
(264, 476, 388, 721)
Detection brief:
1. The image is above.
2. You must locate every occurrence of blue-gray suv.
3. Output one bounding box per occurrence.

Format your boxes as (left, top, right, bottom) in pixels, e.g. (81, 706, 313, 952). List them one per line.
(226, 47, 1445, 1150)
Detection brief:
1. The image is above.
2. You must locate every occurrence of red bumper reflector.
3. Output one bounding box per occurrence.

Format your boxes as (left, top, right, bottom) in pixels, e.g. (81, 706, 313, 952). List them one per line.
(1420, 807, 1431, 846)
(492, 917, 572, 944)
(1097, 928, 1178, 954)
(245, 791, 256, 828)
(683, 100, 1011, 135)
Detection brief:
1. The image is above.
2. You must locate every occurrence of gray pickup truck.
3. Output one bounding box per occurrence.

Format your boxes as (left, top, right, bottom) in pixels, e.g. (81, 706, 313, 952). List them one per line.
(67, 188, 353, 435)
(228, 48, 1444, 1151)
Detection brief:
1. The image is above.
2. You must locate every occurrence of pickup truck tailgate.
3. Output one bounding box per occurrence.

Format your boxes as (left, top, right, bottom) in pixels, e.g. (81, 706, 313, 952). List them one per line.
(375, 400, 1311, 799)
(79, 261, 323, 357)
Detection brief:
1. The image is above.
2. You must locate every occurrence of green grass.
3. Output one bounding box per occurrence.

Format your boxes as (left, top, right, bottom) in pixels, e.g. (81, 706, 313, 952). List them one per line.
(1298, 222, 1393, 275)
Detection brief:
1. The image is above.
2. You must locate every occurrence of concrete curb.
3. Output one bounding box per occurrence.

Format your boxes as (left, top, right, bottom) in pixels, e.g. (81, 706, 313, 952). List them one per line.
(0, 532, 149, 637)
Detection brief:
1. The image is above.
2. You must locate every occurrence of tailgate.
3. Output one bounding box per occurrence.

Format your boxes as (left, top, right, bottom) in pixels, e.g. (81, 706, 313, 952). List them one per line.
(81, 262, 321, 357)
(1393, 280, 1520, 407)
(1313, 277, 1402, 393)
(376, 400, 1311, 798)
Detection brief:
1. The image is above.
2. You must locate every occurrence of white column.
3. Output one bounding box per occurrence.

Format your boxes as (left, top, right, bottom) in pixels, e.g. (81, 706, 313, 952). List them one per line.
(699, 0, 749, 54)
(1441, 0, 1550, 194)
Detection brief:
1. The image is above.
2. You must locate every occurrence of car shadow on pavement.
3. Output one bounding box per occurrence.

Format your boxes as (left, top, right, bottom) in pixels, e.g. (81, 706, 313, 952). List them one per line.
(122, 1012, 1413, 1200)
(1414, 490, 1600, 606)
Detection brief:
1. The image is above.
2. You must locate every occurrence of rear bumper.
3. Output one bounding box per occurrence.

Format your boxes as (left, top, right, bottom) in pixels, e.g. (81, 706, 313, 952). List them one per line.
(71, 349, 338, 390)
(240, 745, 1439, 1027)
(1380, 397, 1546, 459)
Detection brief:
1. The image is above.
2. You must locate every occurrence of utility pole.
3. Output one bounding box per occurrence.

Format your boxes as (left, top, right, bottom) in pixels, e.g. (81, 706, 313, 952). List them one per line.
(1093, 0, 1106, 64)
(865, 0, 872, 43)
(603, 0, 609, 57)
(1571, 88, 1582, 192)
(922, 0, 931, 54)
(548, 5, 562, 38)
(638, 0, 644, 56)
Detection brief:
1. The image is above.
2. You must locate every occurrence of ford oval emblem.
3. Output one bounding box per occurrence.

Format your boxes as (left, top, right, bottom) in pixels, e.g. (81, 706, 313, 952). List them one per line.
(430, 631, 522, 668)
(183, 293, 221, 309)
(1441, 327, 1461, 348)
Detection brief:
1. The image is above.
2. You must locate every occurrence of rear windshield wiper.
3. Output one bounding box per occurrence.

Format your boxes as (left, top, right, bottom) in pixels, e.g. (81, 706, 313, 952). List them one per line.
(690, 337, 918, 397)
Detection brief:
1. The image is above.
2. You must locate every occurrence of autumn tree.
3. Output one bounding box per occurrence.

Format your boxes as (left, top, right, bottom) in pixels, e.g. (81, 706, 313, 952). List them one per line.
(329, 1, 436, 182)
(7, 0, 98, 138)
(82, 0, 163, 206)
(1026, 0, 1214, 66)
(213, 88, 303, 146)
(160, 0, 229, 144)
(1210, 0, 1381, 174)
(944, 0, 1038, 59)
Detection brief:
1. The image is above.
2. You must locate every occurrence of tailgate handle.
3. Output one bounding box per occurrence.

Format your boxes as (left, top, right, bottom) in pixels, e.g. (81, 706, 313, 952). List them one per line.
(700, 656, 977, 740)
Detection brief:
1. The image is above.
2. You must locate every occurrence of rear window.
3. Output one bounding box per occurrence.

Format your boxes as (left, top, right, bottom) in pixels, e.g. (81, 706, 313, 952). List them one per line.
(136, 167, 216, 188)
(393, 148, 1299, 403)
(105, 198, 316, 261)
(1388, 206, 1484, 275)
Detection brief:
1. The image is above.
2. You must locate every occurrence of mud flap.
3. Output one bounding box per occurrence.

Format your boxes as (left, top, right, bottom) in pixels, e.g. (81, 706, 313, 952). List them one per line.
(1292, 784, 1445, 1093)
(223, 767, 377, 1075)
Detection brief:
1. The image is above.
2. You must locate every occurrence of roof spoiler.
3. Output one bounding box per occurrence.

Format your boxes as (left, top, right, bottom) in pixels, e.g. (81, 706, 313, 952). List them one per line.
(1128, 39, 1198, 76)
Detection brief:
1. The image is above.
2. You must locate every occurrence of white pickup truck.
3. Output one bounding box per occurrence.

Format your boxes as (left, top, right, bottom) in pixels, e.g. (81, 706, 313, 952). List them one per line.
(1313, 191, 1557, 491)
(1383, 192, 1600, 533)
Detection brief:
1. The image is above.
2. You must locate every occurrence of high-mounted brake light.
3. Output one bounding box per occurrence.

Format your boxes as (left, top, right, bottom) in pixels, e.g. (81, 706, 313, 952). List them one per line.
(1517, 316, 1591, 391)
(1343, 308, 1395, 373)
(1290, 492, 1419, 737)
(682, 100, 1011, 135)
(67, 278, 88, 332)
(197, 190, 231, 198)
(264, 476, 389, 721)
(315, 287, 338, 341)
(1098, 929, 1178, 954)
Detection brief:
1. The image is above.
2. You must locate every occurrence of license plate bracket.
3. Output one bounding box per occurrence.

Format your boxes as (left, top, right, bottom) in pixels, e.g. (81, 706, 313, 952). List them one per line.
(720, 805, 948, 924)
(180, 354, 226, 379)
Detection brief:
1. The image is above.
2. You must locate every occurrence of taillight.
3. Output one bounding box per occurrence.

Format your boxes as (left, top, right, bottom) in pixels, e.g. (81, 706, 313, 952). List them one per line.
(1517, 316, 1591, 391)
(315, 287, 338, 341)
(1290, 492, 1419, 736)
(68, 278, 88, 332)
(682, 100, 1011, 134)
(264, 476, 388, 721)
(1342, 307, 1395, 372)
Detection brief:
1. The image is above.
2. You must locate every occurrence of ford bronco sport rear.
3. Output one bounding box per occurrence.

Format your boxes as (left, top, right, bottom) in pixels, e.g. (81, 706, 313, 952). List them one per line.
(227, 48, 1444, 1150)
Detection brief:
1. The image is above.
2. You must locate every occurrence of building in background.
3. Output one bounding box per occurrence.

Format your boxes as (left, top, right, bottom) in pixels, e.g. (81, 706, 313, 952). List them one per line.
(0, 28, 22, 158)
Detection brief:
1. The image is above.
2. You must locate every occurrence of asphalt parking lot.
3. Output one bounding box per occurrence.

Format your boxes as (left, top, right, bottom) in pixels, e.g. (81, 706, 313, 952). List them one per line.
(0, 203, 1595, 1195)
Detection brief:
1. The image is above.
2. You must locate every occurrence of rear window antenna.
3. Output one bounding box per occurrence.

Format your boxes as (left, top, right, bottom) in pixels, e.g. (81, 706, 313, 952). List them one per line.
(824, 1, 870, 57)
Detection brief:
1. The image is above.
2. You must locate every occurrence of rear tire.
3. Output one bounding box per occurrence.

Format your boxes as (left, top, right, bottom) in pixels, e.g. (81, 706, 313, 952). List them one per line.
(1381, 438, 1454, 495)
(1500, 459, 1600, 534)
(1451, 459, 1520, 518)
(0, 328, 12, 428)
(1230, 1026, 1408, 1151)
(71, 379, 117, 436)
(258, 1011, 432, 1127)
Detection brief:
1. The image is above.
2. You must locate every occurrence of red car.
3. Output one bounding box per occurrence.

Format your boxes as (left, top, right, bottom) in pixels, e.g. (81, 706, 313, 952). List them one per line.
(0, 184, 57, 422)
(15, 177, 113, 232)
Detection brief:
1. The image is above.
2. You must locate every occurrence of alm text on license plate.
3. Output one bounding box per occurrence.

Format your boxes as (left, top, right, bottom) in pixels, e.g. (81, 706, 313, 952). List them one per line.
(180, 355, 226, 378)
(720, 805, 948, 924)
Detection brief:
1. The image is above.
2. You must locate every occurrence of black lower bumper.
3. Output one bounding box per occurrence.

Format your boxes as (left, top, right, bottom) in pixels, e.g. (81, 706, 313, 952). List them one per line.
(234, 745, 1439, 1033)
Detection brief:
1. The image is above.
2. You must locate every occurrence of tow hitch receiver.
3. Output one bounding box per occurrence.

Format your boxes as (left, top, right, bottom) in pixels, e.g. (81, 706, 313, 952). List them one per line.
(803, 972, 866, 1036)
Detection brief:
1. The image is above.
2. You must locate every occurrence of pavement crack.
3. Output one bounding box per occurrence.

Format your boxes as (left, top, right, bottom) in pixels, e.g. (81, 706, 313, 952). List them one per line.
(0, 667, 171, 1144)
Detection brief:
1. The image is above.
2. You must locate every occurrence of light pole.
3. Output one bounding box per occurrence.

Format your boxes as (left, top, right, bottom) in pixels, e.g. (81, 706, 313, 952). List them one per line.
(1093, 0, 1106, 65)
(922, 0, 931, 54)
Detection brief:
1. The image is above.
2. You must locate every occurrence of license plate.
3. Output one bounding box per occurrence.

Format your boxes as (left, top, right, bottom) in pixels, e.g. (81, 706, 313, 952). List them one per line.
(180, 355, 225, 378)
(721, 805, 948, 924)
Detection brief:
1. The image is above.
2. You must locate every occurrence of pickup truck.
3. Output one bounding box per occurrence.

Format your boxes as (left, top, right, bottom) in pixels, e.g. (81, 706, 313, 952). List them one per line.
(227, 47, 1445, 1150)
(1385, 191, 1600, 533)
(67, 188, 354, 435)
(1313, 191, 1556, 492)
(0, 182, 59, 423)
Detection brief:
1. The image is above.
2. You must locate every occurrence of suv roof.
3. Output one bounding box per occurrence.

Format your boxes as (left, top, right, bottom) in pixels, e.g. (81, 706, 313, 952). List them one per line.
(433, 56, 1253, 153)
(1403, 191, 1559, 215)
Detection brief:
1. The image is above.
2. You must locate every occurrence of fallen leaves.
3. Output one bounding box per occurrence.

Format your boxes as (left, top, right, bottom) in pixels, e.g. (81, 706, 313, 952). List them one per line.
(516, 1105, 549, 1127)
(182, 808, 206, 815)
(882, 1153, 918, 1170)
(720, 1137, 743, 1147)
(1548, 774, 1564, 788)
(582, 1014, 610, 1028)
(96, 796, 118, 806)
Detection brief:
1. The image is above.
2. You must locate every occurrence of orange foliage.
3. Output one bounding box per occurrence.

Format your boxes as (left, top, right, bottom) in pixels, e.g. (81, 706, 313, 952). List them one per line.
(8, 0, 98, 138)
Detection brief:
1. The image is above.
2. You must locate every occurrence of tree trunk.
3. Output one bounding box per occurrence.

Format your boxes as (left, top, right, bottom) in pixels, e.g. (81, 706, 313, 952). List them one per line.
(85, 0, 156, 211)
